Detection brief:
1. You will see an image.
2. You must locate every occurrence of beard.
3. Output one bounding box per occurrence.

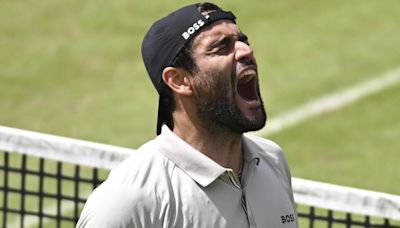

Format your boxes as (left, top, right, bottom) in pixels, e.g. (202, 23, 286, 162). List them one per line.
(192, 67, 267, 134)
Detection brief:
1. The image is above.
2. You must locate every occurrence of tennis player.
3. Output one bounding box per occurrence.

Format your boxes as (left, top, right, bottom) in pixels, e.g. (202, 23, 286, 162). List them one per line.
(77, 2, 298, 227)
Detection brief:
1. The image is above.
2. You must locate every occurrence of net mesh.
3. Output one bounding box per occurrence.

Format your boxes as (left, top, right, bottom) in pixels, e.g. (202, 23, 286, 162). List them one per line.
(0, 150, 108, 228)
(1, 125, 399, 228)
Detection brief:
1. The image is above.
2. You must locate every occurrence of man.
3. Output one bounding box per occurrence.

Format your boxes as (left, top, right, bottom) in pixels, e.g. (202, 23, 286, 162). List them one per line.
(77, 2, 298, 228)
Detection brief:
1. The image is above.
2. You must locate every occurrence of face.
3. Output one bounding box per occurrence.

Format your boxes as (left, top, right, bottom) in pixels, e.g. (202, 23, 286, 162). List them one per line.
(189, 20, 267, 134)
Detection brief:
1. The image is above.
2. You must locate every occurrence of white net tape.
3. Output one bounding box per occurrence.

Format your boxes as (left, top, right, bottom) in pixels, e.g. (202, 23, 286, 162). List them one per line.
(1, 125, 399, 220)
(293, 178, 400, 220)
(0, 125, 132, 169)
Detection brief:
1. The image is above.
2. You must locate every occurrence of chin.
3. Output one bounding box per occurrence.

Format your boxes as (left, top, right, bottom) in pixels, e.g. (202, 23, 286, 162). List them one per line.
(245, 119, 266, 132)
(235, 112, 267, 133)
(242, 107, 267, 127)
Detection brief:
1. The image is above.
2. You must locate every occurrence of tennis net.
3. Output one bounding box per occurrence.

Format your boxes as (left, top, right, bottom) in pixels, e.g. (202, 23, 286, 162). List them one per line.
(1, 125, 399, 228)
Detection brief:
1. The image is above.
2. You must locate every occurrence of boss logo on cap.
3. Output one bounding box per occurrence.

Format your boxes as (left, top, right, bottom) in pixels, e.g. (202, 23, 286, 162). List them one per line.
(182, 19, 205, 40)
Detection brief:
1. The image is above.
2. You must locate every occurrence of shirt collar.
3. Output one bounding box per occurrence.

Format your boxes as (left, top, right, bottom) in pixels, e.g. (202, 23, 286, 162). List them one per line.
(156, 126, 262, 187)
(156, 125, 227, 187)
(242, 134, 261, 166)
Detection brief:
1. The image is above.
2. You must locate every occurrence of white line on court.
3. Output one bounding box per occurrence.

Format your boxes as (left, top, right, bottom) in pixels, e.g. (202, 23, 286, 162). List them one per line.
(12, 67, 400, 228)
(253, 66, 400, 137)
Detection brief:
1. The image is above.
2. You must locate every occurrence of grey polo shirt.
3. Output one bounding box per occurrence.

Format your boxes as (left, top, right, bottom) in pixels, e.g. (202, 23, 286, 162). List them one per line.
(77, 125, 298, 228)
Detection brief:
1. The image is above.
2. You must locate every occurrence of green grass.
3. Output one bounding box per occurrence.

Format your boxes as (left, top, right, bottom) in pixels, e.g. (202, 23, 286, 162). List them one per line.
(1, 0, 399, 147)
(1, 0, 400, 227)
(270, 83, 400, 194)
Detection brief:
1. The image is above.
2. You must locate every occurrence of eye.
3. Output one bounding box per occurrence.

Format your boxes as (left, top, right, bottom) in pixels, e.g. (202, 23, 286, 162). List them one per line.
(210, 37, 234, 54)
(217, 43, 229, 52)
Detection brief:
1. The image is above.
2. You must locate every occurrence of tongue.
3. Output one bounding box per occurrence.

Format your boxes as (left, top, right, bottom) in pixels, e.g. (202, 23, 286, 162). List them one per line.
(237, 78, 257, 101)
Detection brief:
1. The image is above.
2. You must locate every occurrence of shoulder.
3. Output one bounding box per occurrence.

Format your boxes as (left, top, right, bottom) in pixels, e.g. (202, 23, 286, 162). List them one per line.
(77, 182, 156, 227)
(243, 133, 292, 182)
(243, 133, 285, 162)
(77, 139, 172, 227)
(108, 139, 170, 184)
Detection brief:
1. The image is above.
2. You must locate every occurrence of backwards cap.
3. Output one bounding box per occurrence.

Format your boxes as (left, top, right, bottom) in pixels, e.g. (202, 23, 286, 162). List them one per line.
(141, 3, 236, 135)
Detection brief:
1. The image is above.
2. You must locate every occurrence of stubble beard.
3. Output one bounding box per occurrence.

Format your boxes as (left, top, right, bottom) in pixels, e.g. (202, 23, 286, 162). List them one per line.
(193, 68, 267, 135)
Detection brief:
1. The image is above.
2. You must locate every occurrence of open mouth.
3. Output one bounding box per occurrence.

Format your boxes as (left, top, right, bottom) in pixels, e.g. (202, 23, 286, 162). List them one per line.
(236, 69, 259, 102)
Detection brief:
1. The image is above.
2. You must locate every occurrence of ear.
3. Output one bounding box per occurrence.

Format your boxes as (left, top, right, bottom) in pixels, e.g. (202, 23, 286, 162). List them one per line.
(162, 67, 192, 96)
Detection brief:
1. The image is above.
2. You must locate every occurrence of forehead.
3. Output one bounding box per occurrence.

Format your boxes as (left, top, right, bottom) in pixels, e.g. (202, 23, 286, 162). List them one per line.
(191, 20, 241, 48)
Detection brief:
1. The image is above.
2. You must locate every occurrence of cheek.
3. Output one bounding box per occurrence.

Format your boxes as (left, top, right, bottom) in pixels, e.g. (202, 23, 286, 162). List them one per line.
(192, 56, 236, 95)
(192, 70, 230, 99)
(192, 71, 211, 92)
(197, 54, 234, 73)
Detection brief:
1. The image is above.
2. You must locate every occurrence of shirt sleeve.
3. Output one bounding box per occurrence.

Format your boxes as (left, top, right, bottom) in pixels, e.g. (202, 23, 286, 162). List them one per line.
(76, 182, 158, 228)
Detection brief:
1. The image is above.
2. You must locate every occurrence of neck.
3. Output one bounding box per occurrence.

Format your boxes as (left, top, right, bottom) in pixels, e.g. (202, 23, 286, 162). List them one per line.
(172, 112, 243, 174)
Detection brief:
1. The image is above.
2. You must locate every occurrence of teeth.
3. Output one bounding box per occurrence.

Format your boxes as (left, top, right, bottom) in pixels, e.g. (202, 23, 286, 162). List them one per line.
(243, 69, 256, 76)
(238, 69, 256, 83)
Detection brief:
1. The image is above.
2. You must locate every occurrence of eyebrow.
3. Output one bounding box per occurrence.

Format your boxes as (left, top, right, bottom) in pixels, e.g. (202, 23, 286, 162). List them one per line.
(209, 32, 249, 49)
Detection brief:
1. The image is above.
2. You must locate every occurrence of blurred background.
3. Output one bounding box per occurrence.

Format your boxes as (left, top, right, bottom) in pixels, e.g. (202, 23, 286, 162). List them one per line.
(1, 0, 399, 195)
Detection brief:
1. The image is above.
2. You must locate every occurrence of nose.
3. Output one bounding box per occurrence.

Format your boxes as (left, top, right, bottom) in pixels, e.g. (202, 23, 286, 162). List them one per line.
(234, 41, 254, 62)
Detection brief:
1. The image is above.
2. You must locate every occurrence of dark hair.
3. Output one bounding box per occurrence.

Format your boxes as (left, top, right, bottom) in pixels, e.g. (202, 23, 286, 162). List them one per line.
(160, 2, 222, 130)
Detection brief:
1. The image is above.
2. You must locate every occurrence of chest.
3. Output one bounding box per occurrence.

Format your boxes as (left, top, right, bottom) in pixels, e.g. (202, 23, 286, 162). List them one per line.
(243, 165, 298, 228)
(164, 167, 298, 228)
